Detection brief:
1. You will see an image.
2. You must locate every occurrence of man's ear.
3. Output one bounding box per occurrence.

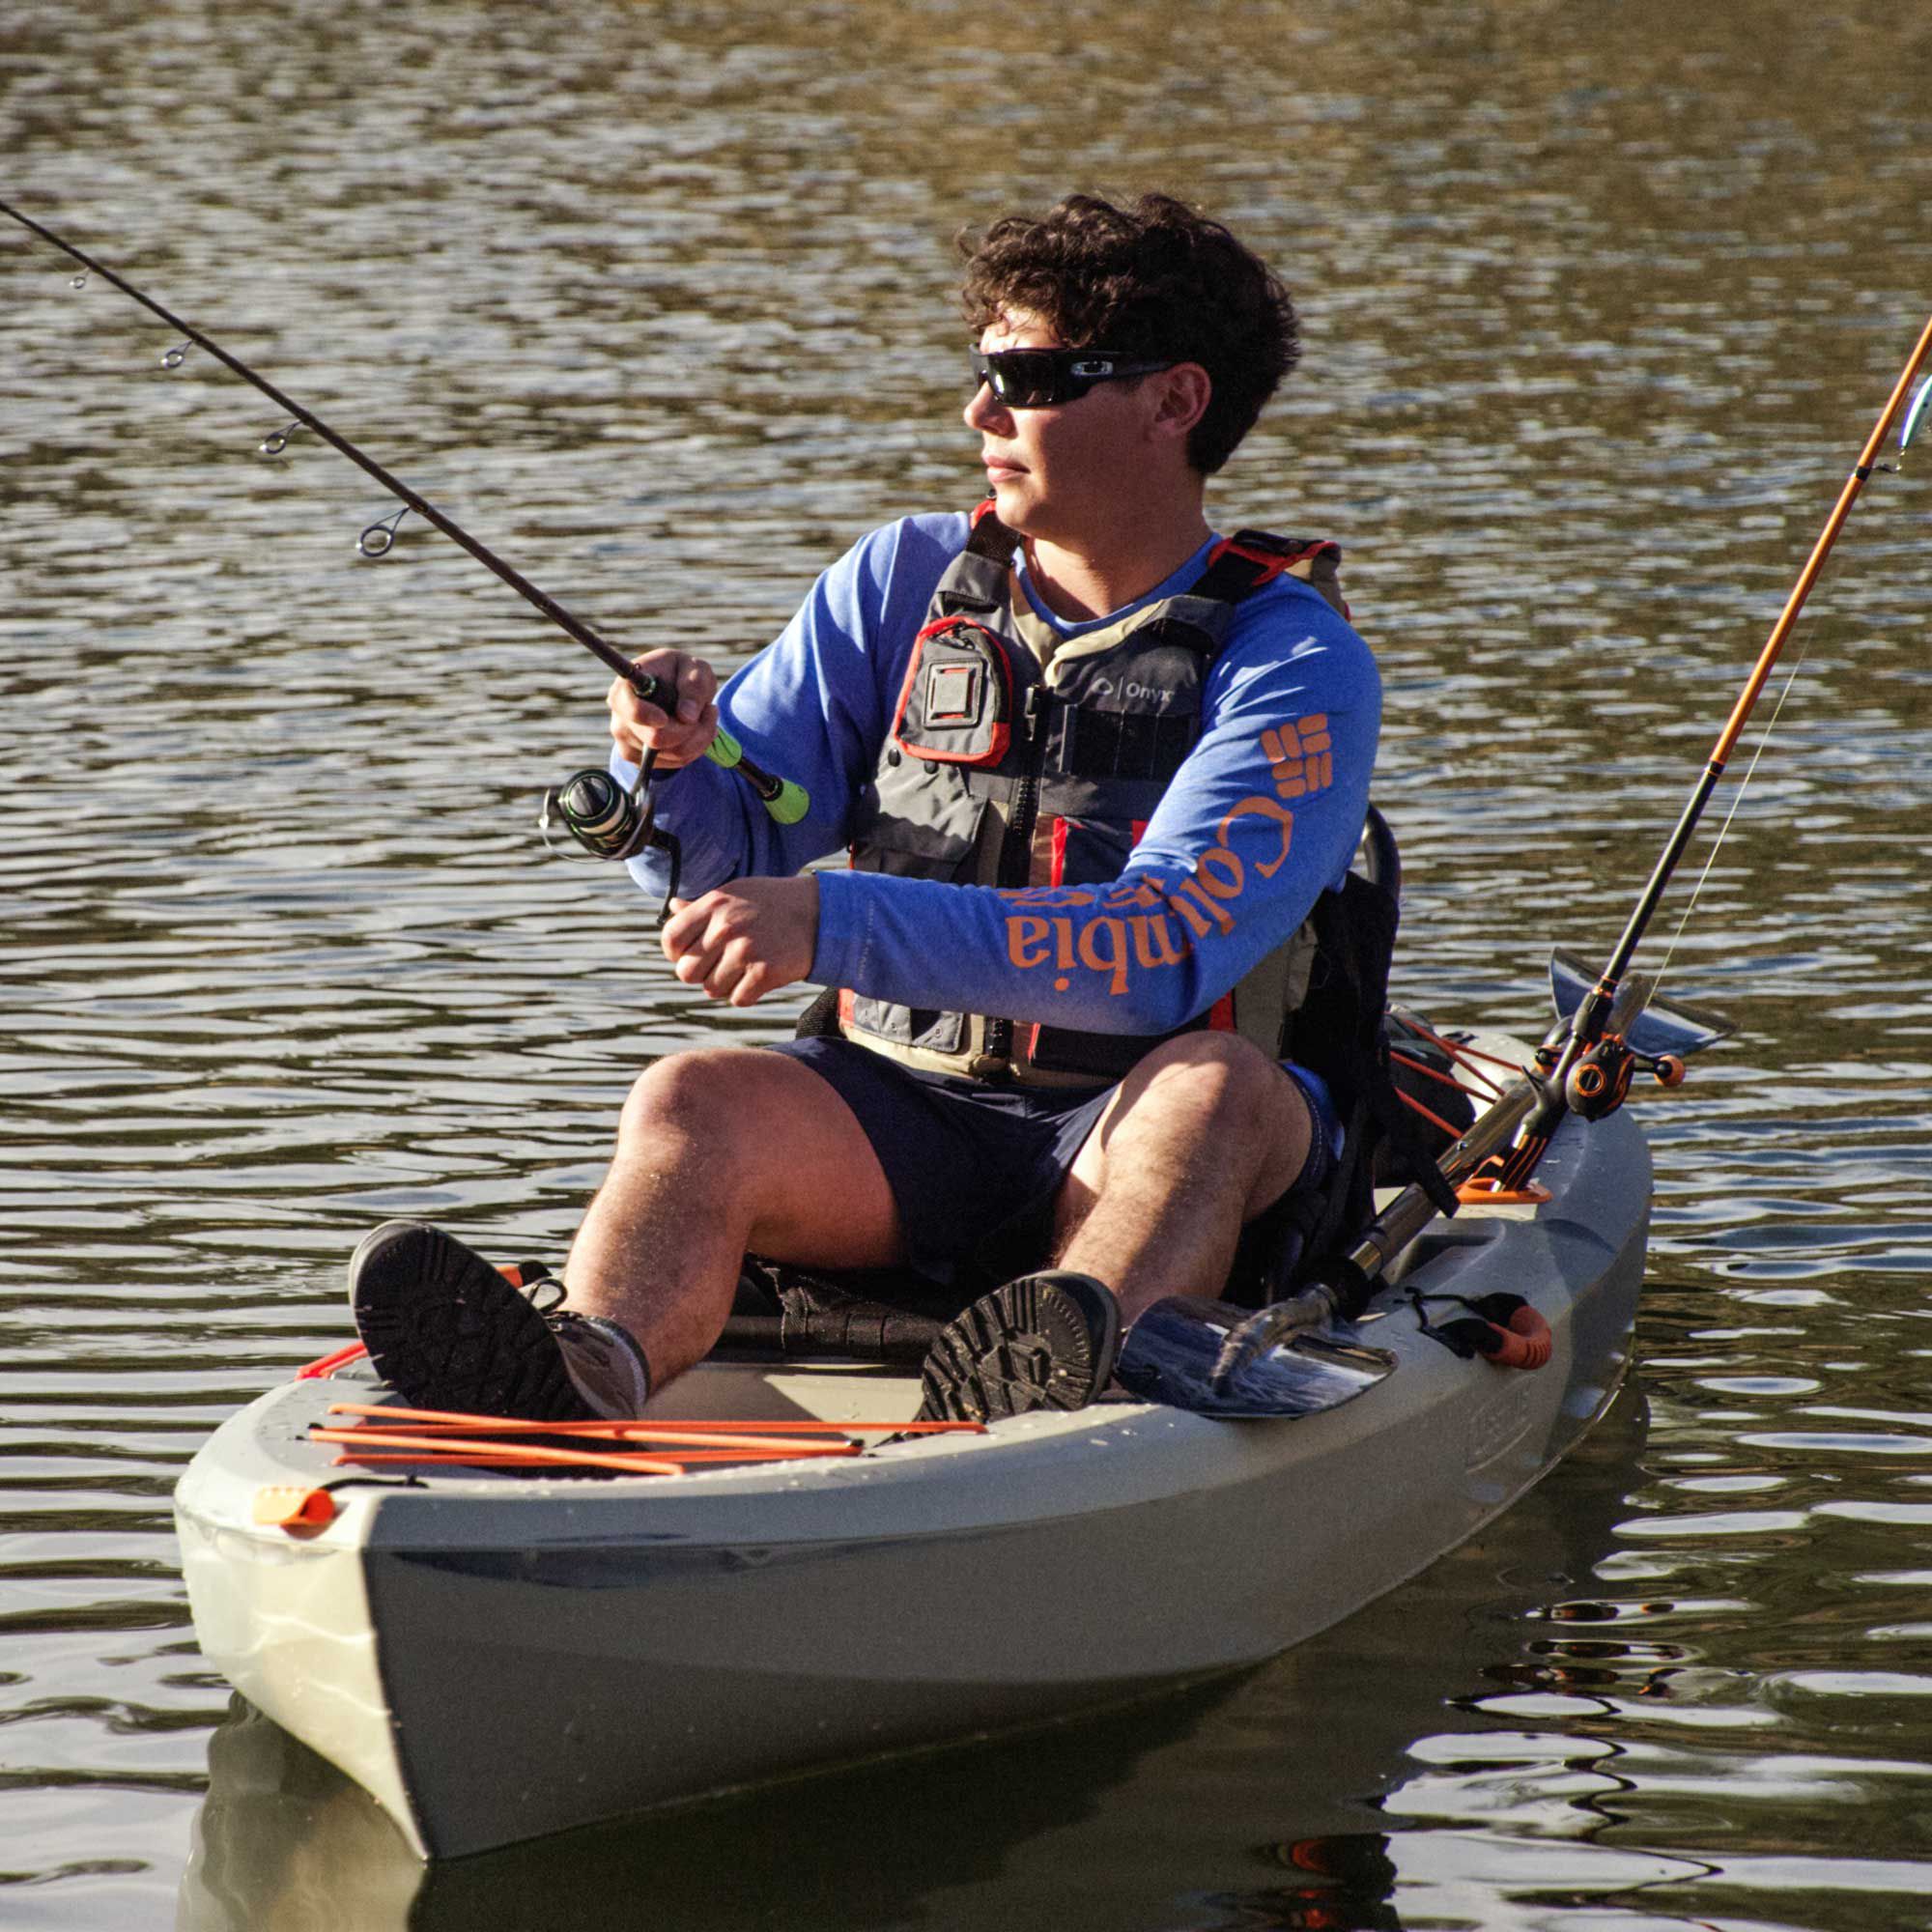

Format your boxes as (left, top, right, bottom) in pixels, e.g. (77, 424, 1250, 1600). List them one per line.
(1149, 362, 1211, 442)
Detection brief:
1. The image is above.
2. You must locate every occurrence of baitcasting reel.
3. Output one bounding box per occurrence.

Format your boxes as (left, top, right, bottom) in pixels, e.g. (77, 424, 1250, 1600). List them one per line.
(1544, 1033, 1686, 1122)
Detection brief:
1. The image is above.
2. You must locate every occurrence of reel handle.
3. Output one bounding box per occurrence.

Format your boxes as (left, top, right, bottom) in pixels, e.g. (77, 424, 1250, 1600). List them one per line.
(1562, 1036, 1690, 1118)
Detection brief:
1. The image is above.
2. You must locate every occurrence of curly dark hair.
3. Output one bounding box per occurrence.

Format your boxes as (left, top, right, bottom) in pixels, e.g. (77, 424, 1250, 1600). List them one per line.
(957, 192, 1299, 475)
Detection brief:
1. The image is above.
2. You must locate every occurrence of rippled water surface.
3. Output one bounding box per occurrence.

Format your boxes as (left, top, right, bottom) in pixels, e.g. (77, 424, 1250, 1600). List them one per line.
(5, 2, 1932, 1925)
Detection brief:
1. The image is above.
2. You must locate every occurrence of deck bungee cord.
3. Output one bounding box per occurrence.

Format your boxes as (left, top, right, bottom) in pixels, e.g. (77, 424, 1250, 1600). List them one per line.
(248, 1393, 990, 1522)
(0, 194, 809, 868)
(1209, 310, 1932, 1394)
(319, 1410, 988, 1474)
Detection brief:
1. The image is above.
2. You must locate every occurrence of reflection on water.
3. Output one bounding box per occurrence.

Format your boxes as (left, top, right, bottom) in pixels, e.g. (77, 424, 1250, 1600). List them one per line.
(5, 0, 1932, 1926)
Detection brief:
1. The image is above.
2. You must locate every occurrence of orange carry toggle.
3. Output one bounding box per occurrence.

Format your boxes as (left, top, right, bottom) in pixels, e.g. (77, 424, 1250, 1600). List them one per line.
(1481, 1301, 1553, 1371)
(252, 1485, 338, 1529)
(1456, 1173, 1551, 1207)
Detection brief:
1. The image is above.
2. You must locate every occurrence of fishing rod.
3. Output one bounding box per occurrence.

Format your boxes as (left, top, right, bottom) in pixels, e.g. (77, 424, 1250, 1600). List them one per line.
(0, 194, 809, 858)
(1214, 309, 1932, 1389)
(1492, 308, 1932, 1188)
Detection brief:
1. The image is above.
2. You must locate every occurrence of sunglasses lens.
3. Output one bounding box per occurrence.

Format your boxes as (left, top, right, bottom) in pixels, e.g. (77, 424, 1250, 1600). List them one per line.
(975, 351, 1066, 409)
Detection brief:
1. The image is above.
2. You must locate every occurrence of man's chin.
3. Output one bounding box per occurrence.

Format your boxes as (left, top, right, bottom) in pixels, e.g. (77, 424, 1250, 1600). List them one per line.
(985, 477, 1040, 527)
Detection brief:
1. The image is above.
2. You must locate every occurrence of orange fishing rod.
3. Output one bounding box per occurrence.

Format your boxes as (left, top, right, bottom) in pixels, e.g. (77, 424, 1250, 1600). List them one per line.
(1493, 308, 1932, 1185)
(1215, 312, 1932, 1380)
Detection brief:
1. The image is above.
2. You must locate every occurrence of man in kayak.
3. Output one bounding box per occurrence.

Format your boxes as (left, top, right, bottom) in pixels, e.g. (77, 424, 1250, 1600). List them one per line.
(349, 192, 1381, 1424)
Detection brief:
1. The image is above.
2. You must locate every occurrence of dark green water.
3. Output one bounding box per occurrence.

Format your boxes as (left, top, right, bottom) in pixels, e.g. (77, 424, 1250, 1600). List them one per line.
(4, 2, 1932, 1925)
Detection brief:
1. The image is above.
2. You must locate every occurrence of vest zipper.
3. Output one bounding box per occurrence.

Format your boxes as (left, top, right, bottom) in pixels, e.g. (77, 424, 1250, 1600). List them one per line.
(1006, 683, 1049, 877)
(980, 683, 1051, 1071)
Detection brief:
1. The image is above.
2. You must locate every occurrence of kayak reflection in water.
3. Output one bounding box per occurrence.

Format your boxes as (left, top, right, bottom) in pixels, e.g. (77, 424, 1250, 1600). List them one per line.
(346, 191, 1397, 1427)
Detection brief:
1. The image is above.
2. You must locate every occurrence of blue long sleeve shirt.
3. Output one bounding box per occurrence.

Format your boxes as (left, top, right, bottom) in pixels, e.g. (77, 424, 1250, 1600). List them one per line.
(619, 512, 1380, 1036)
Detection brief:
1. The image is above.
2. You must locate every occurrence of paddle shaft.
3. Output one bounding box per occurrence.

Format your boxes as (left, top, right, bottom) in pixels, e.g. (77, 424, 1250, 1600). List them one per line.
(1215, 965, 1653, 1379)
(1206, 980, 1655, 1384)
(0, 195, 804, 815)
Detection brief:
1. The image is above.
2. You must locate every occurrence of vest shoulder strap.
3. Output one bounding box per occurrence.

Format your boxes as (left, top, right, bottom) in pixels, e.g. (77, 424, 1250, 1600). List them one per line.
(961, 510, 1344, 616)
(1193, 531, 1348, 616)
(965, 499, 1021, 563)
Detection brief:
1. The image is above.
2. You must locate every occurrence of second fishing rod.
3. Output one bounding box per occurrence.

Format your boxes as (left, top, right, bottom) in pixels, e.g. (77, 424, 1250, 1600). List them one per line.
(0, 194, 810, 862)
(1208, 306, 1932, 1391)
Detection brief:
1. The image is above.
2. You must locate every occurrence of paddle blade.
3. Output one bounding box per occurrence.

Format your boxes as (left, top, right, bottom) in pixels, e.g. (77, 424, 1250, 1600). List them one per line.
(1115, 1295, 1394, 1419)
(1548, 947, 1735, 1061)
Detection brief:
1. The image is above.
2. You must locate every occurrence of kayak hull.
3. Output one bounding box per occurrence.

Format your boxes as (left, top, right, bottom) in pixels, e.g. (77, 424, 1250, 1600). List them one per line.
(174, 1100, 1650, 1859)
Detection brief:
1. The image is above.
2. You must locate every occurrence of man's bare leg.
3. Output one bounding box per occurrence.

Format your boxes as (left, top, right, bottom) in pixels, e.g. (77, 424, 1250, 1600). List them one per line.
(1050, 1034, 1313, 1323)
(562, 1048, 906, 1386)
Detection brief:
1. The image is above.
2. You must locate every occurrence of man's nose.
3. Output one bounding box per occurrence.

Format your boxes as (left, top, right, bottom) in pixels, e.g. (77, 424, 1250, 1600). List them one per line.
(964, 382, 1011, 433)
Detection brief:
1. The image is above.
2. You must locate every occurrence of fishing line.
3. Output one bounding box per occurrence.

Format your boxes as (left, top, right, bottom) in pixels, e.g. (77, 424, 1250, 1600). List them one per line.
(1648, 619, 1824, 996)
(0, 193, 810, 847)
(1479, 328, 1932, 1189)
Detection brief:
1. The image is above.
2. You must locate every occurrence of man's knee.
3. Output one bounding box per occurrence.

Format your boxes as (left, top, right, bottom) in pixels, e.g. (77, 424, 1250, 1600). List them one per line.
(616, 1048, 763, 1151)
(615, 1046, 904, 1268)
(1112, 1033, 1312, 1208)
(1127, 1031, 1300, 1122)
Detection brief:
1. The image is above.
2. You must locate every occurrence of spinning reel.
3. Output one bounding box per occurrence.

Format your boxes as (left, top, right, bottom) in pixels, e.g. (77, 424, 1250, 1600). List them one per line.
(538, 753, 683, 904)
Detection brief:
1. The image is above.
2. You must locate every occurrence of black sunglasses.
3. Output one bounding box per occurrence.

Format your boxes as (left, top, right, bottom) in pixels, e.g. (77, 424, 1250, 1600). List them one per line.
(971, 347, 1174, 409)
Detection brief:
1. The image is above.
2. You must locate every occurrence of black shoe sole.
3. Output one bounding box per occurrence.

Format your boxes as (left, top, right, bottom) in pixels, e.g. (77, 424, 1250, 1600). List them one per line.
(348, 1220, 593, 1422)
(916, 1273, 1122, 1423)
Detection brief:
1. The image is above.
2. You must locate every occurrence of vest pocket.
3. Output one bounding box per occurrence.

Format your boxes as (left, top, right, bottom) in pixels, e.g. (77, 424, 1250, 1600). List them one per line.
(892, 618, 1012, 767)
(1062, 705, 1199, 782)
(850, 788, 989, 880)
(1047, 812, 1144, 887)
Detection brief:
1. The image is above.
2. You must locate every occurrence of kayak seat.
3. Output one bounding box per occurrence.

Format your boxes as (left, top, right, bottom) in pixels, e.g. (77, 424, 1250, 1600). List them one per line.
(715, 1019, 1471, 1365)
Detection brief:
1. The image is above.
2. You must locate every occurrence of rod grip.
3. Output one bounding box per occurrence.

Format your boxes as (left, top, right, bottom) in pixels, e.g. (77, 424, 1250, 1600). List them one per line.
(705, 727, 811, 825)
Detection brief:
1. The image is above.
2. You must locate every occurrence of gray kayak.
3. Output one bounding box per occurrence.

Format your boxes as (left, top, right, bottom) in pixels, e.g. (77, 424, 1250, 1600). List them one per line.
(172, 1055, 1651, 1861)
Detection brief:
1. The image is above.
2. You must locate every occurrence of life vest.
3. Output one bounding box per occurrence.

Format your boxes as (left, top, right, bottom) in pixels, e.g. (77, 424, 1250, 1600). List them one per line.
(833, 505, 1350, 1089)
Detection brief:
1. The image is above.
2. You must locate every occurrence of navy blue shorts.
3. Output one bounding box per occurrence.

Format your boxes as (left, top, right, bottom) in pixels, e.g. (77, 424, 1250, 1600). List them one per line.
(770, 1036, 1336, 1286)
